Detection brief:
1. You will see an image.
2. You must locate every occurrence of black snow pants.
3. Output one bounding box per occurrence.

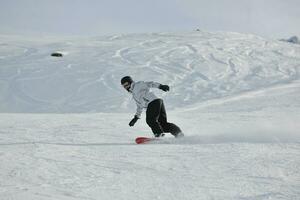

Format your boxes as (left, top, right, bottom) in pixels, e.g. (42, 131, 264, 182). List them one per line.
(146, 99, 181, 137)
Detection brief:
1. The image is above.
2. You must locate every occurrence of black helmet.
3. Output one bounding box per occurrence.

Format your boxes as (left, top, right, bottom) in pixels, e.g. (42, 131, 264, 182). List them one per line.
(121, 76, 133, 85)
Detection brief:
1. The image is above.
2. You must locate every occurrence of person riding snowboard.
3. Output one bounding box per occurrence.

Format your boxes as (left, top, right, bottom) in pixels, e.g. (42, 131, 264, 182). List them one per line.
(121, 76, 184, 138)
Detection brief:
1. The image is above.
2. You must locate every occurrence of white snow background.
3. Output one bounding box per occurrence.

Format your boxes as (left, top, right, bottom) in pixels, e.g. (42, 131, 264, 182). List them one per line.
(0, 31, 300, 199)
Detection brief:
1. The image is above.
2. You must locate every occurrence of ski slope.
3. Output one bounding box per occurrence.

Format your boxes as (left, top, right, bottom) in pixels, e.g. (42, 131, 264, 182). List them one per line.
(0, 31, 300, 200)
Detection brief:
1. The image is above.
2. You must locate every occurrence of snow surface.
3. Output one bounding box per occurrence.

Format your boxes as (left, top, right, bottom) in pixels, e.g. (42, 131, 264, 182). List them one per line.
(0, 31, 300, 200)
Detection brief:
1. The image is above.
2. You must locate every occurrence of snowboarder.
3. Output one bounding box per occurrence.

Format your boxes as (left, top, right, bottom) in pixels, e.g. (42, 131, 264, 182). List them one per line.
(121, 76, 184, 138)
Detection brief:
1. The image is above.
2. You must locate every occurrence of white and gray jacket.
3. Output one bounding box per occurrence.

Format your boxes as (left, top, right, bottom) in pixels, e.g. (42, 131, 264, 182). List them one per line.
(129, 81, 161, 118)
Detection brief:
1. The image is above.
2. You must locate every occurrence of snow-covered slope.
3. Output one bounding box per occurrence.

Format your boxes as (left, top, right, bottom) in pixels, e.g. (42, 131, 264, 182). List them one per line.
(0, 31, 299, 113)
(0, 31, 300, 200)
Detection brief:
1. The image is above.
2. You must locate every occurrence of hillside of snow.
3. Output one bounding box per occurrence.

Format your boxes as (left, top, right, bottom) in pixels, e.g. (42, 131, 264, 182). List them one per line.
(0, 31, 300, 200)
(0, 31, 299, 113)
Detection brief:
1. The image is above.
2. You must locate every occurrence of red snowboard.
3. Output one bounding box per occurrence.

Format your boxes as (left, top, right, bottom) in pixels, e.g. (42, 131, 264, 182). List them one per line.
(135, 137, 159, 144)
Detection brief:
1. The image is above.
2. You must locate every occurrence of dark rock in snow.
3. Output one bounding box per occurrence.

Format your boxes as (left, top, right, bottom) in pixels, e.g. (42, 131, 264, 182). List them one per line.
(280, 36, 299, 44)
(51, 52, 63, 57)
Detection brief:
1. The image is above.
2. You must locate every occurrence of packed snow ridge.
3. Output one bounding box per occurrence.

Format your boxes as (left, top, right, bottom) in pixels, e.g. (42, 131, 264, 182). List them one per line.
(0, 31, 299, 113)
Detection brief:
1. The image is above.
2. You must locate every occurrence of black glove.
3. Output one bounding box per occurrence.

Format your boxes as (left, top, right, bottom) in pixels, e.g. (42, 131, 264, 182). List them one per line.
(159, 84, 170, 92)
(129, 115, 139, 127)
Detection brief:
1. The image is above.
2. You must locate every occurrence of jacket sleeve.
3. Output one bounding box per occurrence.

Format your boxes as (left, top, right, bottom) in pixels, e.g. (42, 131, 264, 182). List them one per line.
(145, 81, 161, 88)
(135, 103, 143, 118)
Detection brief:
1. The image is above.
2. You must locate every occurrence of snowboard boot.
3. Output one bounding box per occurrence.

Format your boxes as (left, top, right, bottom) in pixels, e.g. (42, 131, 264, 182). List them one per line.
(154, 133, 165, 138)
